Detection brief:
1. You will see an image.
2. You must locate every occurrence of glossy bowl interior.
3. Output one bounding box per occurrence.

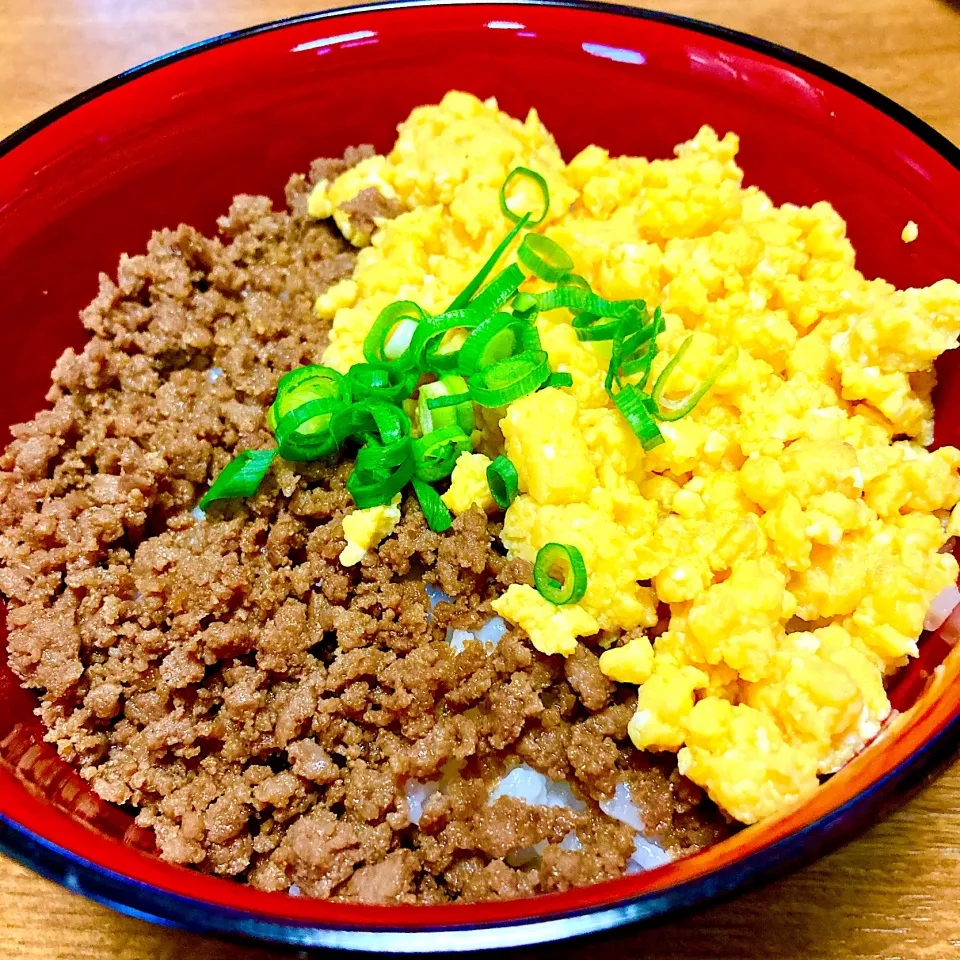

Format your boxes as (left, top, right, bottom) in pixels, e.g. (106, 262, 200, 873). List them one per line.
(1, 1, 960, 951)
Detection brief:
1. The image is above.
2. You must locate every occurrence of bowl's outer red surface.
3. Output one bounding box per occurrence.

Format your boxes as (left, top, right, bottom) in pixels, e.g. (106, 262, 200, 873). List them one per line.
(1, 1, 959, 950)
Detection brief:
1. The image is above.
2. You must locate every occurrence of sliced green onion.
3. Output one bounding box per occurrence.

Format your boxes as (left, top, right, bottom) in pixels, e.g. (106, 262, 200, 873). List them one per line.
(486, 455, 519, 510)
(199, 448, 277, 510)
(275, 398, 343, 461)
(618, 308, 665, 385)
(347, 455, 415, 509)
(518, 233, 574, 282)
(562, 274, 592, 291)
(274, 364, 347, 402)
(617, 341, 658, 388)
(537, 283, 652, 357)
(652, 339, 738, 422)
(412, 425, 472, 482)
(469, 263, 527, 317)
(355, 436, 413, 475)
(268, 365, 348, 432)
(384, 318, 419, 360)
(331, 400, 410, 448)
(500, 167, 550, 227)
(605, 306, 657, 393)
(448, 212, 530, 311)
(458, 310, 539, 376)
(418, 375, 474, 435)
(572, 315, 622, 342)
(535, 284, 643, 320)
(411, 314, 472, 374)
(425, 393, 469, 410)
(348, 362, 417, 405)
(611, 385, 664, 451)
(467, 349, 551, 407)
(543, 372, 573, 388)
(533, 542, 588, 605)
(364, 301, 428, 368)
(412, 477, 453, 532)
(511, 291, 539, 322)
(417, 265, 526, 373)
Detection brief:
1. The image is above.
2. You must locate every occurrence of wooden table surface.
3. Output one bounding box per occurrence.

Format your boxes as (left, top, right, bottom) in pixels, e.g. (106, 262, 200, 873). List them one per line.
(2, 0, 960, 957)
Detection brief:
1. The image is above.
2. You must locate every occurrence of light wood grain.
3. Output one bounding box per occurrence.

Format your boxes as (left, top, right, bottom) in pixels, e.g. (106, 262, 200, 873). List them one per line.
(1, 1, 960, 958)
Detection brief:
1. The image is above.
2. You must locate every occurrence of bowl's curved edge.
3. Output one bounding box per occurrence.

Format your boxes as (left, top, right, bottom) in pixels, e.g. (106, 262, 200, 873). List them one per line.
(1, 713, 957, 952)
(2, 0, 959, 172)
(2, 0, 960, 950)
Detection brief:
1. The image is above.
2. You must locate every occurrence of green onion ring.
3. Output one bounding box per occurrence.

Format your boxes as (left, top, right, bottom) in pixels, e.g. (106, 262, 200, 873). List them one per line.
(274, 364, 347, 402)
(467, 349, 551, 407)
(331, 400, 410, 448)
(355, 436, 414, 475)
(412, 425, 472, 482)
(363, 300, 428, 368)
(347, 454, 415, 509)
(448, 212, 531, 311)
(605, 306, 657, 392)
(199, 448, 277, 510)
(412, 477, 453, 532)
(268, 365, 348, 432)
(486, 455, 519, 510)
(611, 385, 664, 451)
(417, 264, 526, 372)
(517, 233, 574, 282)
(348, 362, 418, 405)
(275, 398, 343, 461)
(652, 339, 739, 422)
(536, 284, 645, 323)
(418, 375, 474, 435)
(533, 542, 588, 605)
(458, 310, 535, 376)
(543, 371, 573, 388)
(511, 291, 539, 322)
(500, 167, 550, 227)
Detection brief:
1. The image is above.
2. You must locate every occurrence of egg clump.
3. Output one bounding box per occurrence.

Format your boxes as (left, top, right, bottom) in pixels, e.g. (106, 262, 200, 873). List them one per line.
(315, 91, 960, 825)
(338, 493, 402, 566)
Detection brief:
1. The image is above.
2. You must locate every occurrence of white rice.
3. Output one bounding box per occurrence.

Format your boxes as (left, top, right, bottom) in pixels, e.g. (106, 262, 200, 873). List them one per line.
(476, 616, 509, 646)
(405, 779, 440, 826)
(445, 615, 509, 653)
(424, 584, 452, 622)
(627, 835, 672, 872)
(409, 763, 670, 874)
(488, 764, 585, 812)
(191, 505, 205, 521)
(207, 366, 223, 383)
(599, 781, 645, 832)
(447, 628, 475, 654)
(600, 781, 672, 871)
(505, 839, 548, 867)
(558, 832, 582, 851)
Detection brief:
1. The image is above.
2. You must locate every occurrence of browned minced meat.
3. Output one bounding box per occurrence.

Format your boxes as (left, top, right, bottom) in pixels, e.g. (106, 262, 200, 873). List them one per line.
(338, 187, 406, 241)
(0, 150, 730, 905)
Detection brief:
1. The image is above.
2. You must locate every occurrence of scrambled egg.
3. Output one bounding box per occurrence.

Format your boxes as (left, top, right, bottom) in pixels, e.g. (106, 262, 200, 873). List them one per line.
(441, 452, 497, 515)
(315, 91, 960, 825)
(491, 585, 599, 657)
(339, 493, 402, 566)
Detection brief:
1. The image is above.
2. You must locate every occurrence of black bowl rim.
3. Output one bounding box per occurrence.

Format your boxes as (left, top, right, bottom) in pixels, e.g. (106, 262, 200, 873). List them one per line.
(1, 0, 959, 952)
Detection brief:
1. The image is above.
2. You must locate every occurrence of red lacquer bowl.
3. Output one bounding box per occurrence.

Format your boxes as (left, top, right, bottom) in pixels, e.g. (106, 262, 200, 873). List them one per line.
(1, 1, 959, 951)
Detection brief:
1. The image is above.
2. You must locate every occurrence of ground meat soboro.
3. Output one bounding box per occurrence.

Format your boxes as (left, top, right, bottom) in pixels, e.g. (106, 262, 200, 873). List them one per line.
(0, 152, 730, 904)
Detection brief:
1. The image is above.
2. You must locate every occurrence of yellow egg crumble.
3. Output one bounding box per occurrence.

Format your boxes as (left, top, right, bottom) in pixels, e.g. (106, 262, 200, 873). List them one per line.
(313, 91, 960, 825)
